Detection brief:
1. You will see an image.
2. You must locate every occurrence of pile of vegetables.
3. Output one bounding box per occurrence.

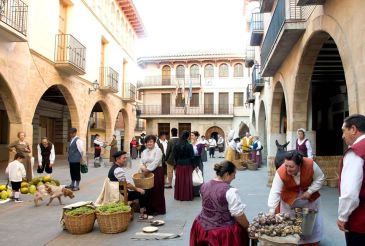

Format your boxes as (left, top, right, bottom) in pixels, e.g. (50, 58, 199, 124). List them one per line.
(96, 203, 131, 214)
(64, 206, 95, 216)
(248, 212, 302, 238)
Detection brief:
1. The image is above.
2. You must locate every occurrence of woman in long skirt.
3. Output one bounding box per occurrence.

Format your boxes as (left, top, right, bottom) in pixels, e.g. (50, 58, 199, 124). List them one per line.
(174, 131, 195, 201)
(109, 135, 118, 163)
(140, 135, 166, 215)
(130, 137, 138, 159)
(8, 131, 32, 181)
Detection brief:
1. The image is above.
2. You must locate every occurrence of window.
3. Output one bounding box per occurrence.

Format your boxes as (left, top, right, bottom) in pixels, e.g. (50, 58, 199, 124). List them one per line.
(190, 64, 199, 78)
(219, 63, 229, 77)
(234, 63, 243, 77)
(176, 93, 185, 107)
(204, 93, 214, 114)
(176, 65, 185, 78)
(204, 64, 214, 78)
(190, 93, 199, 107)
(234, 92, 244, 106)
(162, 65, 171, 85)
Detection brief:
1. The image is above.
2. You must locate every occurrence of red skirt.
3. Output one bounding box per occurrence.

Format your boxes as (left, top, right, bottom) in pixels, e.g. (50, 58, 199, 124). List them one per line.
(174, 165, 193, 201)
(190, 218, 249, 246)
(147, 166, 166, 214)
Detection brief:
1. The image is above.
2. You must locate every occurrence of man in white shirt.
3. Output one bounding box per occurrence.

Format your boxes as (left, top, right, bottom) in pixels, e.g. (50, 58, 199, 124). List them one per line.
(157, 132, 168, 185)
(208, 136, 217, 158)
(338, 114, 365, 245)
(37, 137, 55, 175)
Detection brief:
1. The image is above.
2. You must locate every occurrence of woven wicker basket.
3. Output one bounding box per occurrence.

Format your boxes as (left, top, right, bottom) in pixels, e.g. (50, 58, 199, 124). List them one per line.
(133, 173, 154, 189)
(96, 210, 131, 234)
(64, 212, 96, 234)
(326, 177, 338, 188)
(247, 162, 258, 171)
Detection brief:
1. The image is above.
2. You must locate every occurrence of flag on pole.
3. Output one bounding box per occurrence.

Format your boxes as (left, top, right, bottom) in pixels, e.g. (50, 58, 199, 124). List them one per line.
(188, 79, 193, 101)
(175, 80, 180, 99)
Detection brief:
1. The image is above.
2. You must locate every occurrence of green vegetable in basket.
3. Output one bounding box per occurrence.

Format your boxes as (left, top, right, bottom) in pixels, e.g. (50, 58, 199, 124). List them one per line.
(96, 202, 131, 214)
(64, 206, 95, 216)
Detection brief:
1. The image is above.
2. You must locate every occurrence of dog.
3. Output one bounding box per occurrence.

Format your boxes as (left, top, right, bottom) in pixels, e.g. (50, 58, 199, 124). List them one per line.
(34, 184, 75, 207)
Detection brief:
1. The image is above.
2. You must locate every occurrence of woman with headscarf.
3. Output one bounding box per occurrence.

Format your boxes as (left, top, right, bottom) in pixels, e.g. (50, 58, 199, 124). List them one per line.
(173, 130, 194, 201)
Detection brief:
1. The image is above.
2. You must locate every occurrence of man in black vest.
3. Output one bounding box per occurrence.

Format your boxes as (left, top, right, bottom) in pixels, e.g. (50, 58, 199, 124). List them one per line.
(108, 151, 149, 219)
(37, 137, 55, 174)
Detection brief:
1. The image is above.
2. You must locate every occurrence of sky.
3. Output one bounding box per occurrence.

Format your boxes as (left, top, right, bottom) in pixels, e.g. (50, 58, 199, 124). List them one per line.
(133, 0, 247, 57)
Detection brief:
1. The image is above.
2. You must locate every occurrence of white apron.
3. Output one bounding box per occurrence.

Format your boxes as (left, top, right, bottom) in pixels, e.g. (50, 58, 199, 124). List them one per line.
(280, 192, 323, 244)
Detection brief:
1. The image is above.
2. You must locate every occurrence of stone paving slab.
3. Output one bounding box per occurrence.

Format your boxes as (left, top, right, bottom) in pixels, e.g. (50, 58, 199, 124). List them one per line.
(0, 156, 345, 245)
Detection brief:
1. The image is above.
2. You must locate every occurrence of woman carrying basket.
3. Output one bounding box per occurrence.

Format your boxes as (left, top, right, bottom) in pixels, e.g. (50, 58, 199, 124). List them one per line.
(140, 135, 166, 215)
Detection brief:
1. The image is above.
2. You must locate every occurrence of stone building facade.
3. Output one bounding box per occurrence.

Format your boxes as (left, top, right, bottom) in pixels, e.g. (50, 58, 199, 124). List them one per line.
(0, 0, 144, 166)
(137, 52, 251, 144)
(245, 0, 365, 183)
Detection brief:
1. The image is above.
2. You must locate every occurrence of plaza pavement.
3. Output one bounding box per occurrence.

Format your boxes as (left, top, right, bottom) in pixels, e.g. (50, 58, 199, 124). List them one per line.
(0, 155, 346, 246)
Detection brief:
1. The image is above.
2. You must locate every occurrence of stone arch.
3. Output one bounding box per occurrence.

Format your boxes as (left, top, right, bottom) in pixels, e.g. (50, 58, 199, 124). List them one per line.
(292, 14, 358, 131)
(114, 108, 130, 152)
(0, 73, 21, 124)
(258, 100, 268, 162)
(271, 81, 288, 134)
(205, 126, 225, 142)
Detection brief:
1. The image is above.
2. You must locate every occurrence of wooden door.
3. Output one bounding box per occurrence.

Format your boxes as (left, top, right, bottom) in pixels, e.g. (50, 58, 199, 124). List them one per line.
(161, 94, 170, 115)
(158, 123, 170, 139)
(219, 92, 229, 114)
(204, 93, 214, 114)
(178, 123, 191, 136)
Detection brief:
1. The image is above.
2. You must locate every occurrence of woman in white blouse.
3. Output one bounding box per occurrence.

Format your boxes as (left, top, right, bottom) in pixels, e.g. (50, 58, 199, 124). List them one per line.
(140, 135, 166, 215)
(268, 150, 325, 245)
(190, 161, 249, 246)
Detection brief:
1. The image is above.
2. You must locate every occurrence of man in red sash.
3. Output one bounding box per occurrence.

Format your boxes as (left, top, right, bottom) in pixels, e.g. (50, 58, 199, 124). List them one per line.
(338, 114, 365, 245)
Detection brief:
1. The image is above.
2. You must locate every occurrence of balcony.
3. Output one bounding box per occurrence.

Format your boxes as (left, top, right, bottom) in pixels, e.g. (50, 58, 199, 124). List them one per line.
(100, 67, 119, 93)
(137, 75, 201, 90)
(250, 12, 264, 46)
(54, 34, 86, 75)
(246, 84, 255, 104)
(261, 0, 315, 77)
(0, 0, 27, 41)
(245, 46, 255, 68)
(139, 104, 233, 118)
(252, 65, 265, 92)
(259, 0, 275, 13)
(297, 0, 326, 6)
(122, 82, 136, 102)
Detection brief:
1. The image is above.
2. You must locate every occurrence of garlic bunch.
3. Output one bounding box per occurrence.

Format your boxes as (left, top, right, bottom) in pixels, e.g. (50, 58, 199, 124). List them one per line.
(248, 212, 302, 238)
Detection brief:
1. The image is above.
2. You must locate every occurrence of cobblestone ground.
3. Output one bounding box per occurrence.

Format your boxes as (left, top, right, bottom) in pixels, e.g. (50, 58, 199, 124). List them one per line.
(0, 155, 345, 246)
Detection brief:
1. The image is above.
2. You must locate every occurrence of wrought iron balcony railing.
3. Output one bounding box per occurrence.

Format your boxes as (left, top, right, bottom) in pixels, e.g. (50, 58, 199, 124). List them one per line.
(297, 0, 326, 6)
(122, 82, 136, 101)
(0, 0, 28, 40)
(139, 104, 233, 116)
(100, 67, 119, 93)
(250, 12, 264, 46)
(245, 46, 255, 68)
(260, 0, 315, 76)
(55, 34, 86, 75)
(252, 65, 265, 92)
(137, 75, 201, 89)
(246, 84, 255, 104)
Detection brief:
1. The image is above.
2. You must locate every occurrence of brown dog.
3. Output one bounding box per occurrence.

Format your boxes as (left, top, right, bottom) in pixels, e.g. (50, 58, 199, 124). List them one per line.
(34, 184, 75, 206)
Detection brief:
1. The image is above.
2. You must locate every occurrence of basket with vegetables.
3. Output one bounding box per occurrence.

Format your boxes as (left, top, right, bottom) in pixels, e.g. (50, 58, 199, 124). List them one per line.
(63, 206, 96, 234)
(96, 202, 132, 234)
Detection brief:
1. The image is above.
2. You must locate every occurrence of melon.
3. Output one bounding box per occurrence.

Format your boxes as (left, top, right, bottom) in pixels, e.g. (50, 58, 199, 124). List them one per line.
(21, 182, 29, 188)
(37, 181, 44, 187)
(0, 185, 6, 191)
(6, 190, 12, 198)
(20, 187, 29, 194)
(42, 175, 52, 182)
(0, 190, 8, 200)
(52, 179, 60, 186)
(29, 185, 37, 194)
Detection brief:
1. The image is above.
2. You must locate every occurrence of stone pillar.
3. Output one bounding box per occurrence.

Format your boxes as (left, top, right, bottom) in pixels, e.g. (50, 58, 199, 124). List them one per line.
(266, 133, 287, 187)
